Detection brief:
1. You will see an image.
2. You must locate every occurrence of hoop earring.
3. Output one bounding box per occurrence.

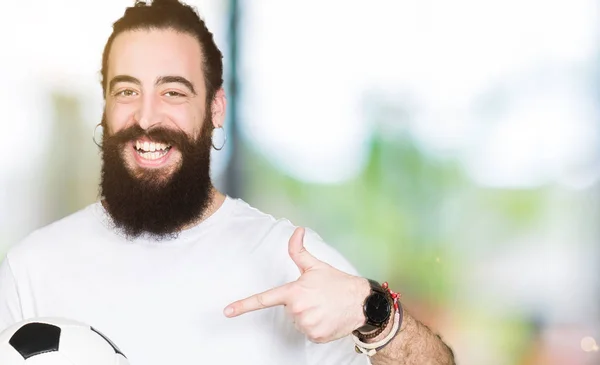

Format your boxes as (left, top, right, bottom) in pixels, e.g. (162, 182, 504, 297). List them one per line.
(212, 126, 226, 151)
(93, 123, 103, 148)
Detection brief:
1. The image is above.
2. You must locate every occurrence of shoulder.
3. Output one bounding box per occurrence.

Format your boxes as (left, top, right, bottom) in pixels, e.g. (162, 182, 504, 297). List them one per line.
(227, 198, 361, 279)
(6, 202, 101, 265)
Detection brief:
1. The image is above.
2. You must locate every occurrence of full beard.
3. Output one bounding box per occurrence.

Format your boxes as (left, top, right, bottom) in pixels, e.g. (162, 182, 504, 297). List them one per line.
(99, 113, 214, 240)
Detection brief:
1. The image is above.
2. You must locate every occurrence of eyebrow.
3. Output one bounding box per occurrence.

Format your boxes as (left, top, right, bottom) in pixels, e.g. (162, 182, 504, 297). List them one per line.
(108, 75, 197, 95)
(109, 75, 140, 93)
(156, 76, 197, 95)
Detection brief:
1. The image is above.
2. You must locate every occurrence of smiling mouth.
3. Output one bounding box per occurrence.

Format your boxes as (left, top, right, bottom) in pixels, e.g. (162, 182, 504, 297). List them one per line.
(134, 140, 173, 160)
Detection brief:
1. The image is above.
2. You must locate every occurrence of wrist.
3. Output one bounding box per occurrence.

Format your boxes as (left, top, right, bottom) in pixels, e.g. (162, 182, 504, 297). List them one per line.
(354, 278, 394, 333)
(352, 281, 404, 357)
(364, 303, 400, 343)
(352, 306, 403, 356)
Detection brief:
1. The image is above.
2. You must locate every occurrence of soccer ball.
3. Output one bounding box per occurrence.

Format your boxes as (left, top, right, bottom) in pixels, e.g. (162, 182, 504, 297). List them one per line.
(0, 317, 129, 364)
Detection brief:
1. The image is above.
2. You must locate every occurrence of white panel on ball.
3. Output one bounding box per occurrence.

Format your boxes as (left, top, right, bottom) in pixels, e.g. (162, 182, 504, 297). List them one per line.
(58, 326, 122, 365)
(24, 352, 71, 365)
(0, 342, 26, 365)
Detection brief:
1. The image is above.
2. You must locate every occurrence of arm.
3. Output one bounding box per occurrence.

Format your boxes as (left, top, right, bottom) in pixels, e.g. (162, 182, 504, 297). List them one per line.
(224, 227, 455, 365)
(355, 281, 455, 365)
(0, 255, 23, 332)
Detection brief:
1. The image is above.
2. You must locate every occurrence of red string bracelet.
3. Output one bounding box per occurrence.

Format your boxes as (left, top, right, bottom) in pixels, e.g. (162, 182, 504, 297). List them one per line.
(381, 282, 401, 311)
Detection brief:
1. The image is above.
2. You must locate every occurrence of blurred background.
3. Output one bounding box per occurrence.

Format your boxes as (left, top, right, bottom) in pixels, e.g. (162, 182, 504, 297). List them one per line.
(1, 0, 599, 363)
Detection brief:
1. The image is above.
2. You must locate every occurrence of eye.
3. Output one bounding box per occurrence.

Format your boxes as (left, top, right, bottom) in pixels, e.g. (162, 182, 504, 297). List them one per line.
(164, 91, 185, 97)
(114, 89, 138, 97)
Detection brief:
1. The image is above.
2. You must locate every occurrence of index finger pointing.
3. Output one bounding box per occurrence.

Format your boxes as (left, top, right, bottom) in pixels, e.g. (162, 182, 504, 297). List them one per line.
(224, 283, 292, 317)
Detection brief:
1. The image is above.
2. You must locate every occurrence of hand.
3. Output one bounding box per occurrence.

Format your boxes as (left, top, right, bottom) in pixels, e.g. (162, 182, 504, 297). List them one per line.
(223, 227, 371, 343)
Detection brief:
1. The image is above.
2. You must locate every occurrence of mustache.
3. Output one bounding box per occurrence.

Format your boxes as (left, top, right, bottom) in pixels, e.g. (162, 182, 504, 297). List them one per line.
(104, 124, 194, 150)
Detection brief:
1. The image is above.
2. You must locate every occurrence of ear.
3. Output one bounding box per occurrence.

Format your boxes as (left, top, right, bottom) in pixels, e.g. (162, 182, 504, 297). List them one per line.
(211, 88, 226, 128)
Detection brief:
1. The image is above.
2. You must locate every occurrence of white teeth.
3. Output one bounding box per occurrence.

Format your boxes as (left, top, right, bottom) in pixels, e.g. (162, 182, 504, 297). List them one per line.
(135, 140, 171, 152)
(136, 149, 168, 161)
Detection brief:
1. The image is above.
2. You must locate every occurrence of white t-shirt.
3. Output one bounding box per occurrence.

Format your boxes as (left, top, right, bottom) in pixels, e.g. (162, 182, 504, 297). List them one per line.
(0, 196, 370, 365)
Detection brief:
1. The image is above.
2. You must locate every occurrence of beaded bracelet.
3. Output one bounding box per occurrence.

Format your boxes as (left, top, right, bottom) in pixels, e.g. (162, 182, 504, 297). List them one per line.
(353, 311, 401, 356)
(352, 313, 390, 340)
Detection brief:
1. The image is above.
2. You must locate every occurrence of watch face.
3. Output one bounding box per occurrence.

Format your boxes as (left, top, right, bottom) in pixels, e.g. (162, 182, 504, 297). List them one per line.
(365, 292, 391, 324)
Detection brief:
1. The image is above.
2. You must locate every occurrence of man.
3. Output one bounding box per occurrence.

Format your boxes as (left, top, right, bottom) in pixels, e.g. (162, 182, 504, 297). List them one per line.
(0, 0, 455, 364)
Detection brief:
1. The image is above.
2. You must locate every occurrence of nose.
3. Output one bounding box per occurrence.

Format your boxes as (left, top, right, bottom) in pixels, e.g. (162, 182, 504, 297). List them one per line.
(133, 94, 160, 130)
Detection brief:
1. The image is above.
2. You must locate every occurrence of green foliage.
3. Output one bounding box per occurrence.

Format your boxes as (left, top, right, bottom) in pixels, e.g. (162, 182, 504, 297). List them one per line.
(243, 128, 546, 309)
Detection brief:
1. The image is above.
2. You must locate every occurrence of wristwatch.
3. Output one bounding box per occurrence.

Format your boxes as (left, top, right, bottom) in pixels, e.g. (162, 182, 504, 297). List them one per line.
(356, 279, 392, 333)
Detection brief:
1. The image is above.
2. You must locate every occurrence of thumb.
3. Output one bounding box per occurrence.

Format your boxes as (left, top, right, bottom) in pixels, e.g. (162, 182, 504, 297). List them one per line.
(288, 227, 320, 273)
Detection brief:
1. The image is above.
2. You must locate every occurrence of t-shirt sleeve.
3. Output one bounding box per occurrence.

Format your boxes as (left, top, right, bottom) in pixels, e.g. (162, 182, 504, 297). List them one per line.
(0, 255, 23, 332)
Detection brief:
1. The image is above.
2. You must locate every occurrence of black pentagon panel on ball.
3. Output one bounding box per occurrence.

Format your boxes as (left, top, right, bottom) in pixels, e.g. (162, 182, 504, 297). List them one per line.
(91, 327, 127, 358)
(9, 322, 61, 359)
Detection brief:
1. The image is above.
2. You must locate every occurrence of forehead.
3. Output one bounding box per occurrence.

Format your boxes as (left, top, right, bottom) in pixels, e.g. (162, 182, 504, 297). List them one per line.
(108, 29, 204, 83)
